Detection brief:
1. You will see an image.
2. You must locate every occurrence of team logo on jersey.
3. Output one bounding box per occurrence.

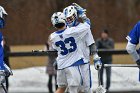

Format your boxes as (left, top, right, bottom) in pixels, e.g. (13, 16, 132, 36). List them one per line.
(59, 35, 63, 39)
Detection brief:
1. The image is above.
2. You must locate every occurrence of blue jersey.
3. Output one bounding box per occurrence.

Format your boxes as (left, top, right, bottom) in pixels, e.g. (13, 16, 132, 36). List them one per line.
(0, 31, 4, 70)
(127, 21, 140, 45)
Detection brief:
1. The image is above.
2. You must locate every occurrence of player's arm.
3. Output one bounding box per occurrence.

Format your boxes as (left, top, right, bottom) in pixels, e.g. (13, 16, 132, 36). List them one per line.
(126, 21, 140, 68)
(48, 34, 57, 51)
(48, 34, 58, 69)
(126, 42, 140, 69)
(83, 22, 102, 70)
(126, 42, 140, 62)
(89, 43, 102, 70)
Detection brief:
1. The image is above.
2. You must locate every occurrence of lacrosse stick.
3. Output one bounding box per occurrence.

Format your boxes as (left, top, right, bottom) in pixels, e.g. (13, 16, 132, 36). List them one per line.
(1, 83, 7, 93)
(104, 64, 137, 67)
(95, 69, 106, 93)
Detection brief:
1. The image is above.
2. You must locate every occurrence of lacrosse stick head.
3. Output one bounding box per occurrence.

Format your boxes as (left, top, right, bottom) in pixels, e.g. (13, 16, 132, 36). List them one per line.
(96, 85, 106, 93)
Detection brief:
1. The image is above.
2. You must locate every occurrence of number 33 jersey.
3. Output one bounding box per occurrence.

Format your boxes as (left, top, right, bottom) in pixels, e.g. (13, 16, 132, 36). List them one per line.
(50, 22, 91, 69)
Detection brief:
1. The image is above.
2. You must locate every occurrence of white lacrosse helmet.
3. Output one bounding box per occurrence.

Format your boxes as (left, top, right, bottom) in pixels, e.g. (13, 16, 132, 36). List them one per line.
(51, 12, 66, 27)
(63, 5, 78, 26)
(0, 6, 8, 19)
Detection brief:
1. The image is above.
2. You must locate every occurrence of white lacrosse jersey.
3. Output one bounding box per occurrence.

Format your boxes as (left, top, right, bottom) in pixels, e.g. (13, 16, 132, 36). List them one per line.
(50, 22, 90, 69)
(76, 23, 95, 63)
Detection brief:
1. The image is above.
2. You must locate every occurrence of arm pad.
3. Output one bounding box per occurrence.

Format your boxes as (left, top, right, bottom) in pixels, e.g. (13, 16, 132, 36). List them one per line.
(89, 43, 98, 55)
(126, 42, 140, 61)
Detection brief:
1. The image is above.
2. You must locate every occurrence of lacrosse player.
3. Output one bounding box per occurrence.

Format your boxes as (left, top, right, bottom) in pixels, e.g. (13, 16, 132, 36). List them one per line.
(50, 11, 98, 93)
(64, 4, 103, 93)
(55, 3, 104, 93)
(0, 6, 12, 93)
(126, 21, 140, 69)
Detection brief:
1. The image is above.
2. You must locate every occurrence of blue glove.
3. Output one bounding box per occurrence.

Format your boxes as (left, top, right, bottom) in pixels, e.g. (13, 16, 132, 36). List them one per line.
(77, 9, 86, 16)
(94, 58, 102, 70)
(72, 3, 86, 18)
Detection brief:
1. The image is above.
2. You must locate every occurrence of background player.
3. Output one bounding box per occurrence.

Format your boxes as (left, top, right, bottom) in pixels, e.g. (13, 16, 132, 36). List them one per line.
(126, 21, 140, 69)
(0, 6, 13, 93)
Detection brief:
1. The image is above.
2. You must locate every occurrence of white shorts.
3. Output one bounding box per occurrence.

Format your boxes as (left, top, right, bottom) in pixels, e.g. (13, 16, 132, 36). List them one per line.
(80, 63, 92, 93)
(57, 66, 83, 87)
(57, 64, 92, 93)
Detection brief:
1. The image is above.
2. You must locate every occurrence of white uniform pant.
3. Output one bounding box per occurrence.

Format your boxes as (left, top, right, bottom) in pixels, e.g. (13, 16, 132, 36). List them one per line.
(57, 64, 92, 93)
(79, 63, 92, 93)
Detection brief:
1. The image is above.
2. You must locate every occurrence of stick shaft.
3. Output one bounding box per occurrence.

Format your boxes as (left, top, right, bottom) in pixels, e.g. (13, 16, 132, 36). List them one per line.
(98, 69, 101, 86)
(1, 83, 7, 93)
(104, 64, 137, 67)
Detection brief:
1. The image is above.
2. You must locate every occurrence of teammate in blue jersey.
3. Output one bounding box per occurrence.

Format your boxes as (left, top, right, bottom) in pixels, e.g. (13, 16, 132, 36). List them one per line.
(0, 6, 12, 93)
(0, 6, 7, 70)
(126, 21, 140, 69)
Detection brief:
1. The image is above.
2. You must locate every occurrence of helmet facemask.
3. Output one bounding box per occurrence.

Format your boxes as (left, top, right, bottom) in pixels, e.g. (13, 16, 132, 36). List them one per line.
(66, 13, 77, 27)
(63, 5, 78, 27)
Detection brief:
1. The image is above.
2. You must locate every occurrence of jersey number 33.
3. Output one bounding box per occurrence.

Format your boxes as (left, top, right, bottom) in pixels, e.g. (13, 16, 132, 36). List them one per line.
(55, 37, 77, 55)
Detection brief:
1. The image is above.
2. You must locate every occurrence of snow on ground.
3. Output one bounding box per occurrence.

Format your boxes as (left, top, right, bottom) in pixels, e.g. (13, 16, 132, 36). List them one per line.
(9, 65, 140, 92)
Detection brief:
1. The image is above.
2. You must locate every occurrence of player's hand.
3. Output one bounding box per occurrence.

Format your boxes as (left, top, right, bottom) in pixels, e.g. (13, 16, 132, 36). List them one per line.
(4, 64, 13, 77)
(72, 3, 86, 18)
(94, 58, 102, 70)
(136, 59, 140, 69)
(0, 70, 6, 83)
(0, 70, 5, 76)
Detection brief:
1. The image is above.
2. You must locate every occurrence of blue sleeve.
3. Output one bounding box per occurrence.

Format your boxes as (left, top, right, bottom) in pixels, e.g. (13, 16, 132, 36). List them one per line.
(0, 32, 4, 70)
(128, 21, 140, 45)
(85, 18, 91, 26)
